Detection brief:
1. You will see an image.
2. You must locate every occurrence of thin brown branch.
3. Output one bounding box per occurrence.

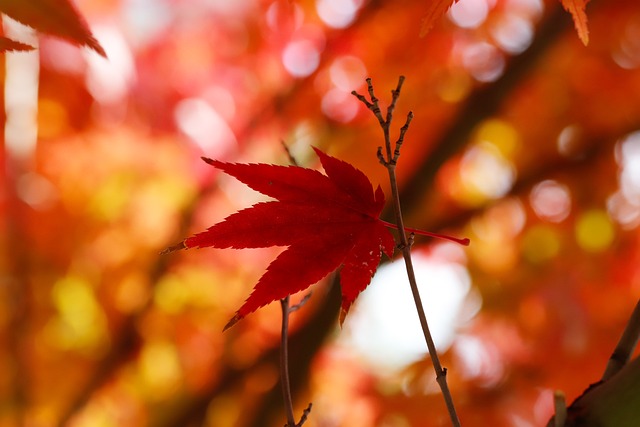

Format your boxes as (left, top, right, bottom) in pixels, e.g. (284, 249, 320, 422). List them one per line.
(353, 77, 461, 427)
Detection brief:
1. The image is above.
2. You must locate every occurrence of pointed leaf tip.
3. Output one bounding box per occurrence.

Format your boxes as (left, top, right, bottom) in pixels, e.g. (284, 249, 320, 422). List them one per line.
(223, 313, 241, 331)
(159, 241, 186, 255)
(339, 308, 348, 327)
(201, 157, 215, 165)
(0, 37, 36, 53)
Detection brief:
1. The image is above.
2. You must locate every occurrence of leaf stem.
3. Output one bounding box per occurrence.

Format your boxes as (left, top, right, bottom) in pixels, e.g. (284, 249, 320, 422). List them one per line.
(380, 220, 470, 246)
(280, 296, 296, 426)
(279, 295, 313, 427)
(353, 76, 462, 427)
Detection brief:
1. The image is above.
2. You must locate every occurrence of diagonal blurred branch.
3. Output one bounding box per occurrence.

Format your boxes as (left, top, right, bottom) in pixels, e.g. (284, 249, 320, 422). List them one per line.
(602, 298, 640, 381)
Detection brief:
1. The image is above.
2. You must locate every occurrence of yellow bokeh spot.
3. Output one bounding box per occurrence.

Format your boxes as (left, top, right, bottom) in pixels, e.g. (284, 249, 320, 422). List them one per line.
(154, 274, 190, 314)
(475, 119, 520, 157)
(89, 173, 134, 221)
(47, 275, 108, 353)
(575, 209, 615, 252)
(207, 395, 241, 427)
(437, 71, 472, 103)
(139, 341, 182, 400)
(522, 225, 561, 263)
(154, 268, 221, 314)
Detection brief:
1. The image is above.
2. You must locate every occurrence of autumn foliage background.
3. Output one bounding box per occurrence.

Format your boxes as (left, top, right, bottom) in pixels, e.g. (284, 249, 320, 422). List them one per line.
(2, 0, 640, 426)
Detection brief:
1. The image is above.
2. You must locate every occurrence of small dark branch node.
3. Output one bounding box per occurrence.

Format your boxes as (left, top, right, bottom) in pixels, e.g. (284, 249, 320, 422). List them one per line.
(376, 147, 387, 166)
(351, 90, 373, 109)
(393, 111, 414, 163)
(287, 403, 312, 427)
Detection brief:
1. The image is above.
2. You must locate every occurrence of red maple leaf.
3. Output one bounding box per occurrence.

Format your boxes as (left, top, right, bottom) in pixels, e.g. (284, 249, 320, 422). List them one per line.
(0, 0, 105, 56)
(164, 148, 468, 330)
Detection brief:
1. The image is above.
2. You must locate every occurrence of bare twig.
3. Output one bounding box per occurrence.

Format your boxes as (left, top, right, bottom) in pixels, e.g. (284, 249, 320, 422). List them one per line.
(353, 77, 461, 427)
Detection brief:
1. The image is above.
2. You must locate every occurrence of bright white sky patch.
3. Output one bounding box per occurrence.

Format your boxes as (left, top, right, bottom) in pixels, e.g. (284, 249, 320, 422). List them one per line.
(339, 250, 473, 372)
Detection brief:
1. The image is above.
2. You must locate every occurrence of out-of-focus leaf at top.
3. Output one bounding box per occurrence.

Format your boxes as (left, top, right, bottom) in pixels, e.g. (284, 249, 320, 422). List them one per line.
(420, 0, 590, 45)
(561, 0, 590, 45)
(0, 0, 105, 56)
(420, 0, 458, 37)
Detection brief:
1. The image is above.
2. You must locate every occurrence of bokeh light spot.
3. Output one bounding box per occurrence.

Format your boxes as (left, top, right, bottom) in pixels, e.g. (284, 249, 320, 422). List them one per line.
(316, 0, 363, 28)
(449, 0, 489, 29)
(575, 210, 615, 253)
(47, 276, 109, 353)
(139, 341, 182, 400)
(490, 14, 534, 54)
(522, 225, 561, 263)
(530, 180, 571, 222)
(462, 42, 505, 82)
(282, 39, 321, 77)
(616, 131, 640, 204)
(329, 55, 367, 91)
(266, 0, 304, 33)
(321, 88, 359, 122)
(475, 119, 520, 157)
(459, 143, 516, 206)
(155, 274, 190, 314)
(436, 71, 472, 103)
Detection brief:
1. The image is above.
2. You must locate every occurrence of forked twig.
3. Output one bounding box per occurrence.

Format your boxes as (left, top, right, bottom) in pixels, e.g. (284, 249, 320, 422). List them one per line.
(353, 76, 462, 427)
